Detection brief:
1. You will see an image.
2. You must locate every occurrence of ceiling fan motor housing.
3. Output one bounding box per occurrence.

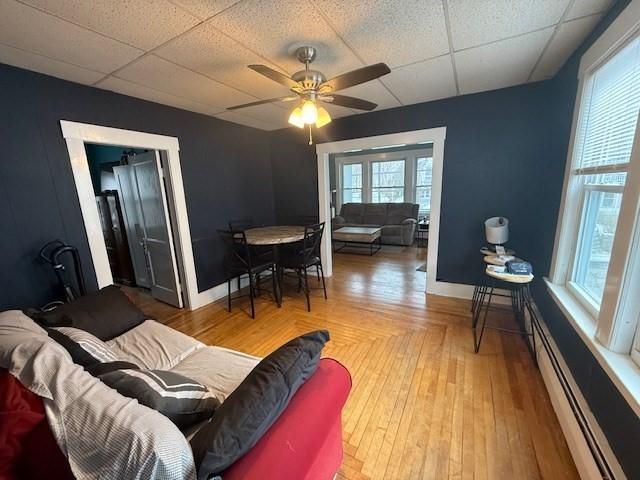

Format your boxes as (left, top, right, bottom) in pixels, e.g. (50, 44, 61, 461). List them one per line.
(292, 69, 326, 93)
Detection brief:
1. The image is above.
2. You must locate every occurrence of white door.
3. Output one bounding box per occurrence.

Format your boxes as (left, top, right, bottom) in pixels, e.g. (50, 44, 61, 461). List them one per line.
(126, 151, 183, 307)
(113, 165, 150, 288)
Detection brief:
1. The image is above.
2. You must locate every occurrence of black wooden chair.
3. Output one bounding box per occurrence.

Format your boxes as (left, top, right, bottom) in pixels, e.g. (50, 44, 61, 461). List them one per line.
(278, 222, 327, 312)
(218, 229, 277, 319)
(228, 218, 254, 232)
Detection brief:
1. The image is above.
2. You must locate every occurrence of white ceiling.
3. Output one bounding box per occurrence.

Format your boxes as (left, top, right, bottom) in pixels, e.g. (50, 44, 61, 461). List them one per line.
(0, 0, 613, 130)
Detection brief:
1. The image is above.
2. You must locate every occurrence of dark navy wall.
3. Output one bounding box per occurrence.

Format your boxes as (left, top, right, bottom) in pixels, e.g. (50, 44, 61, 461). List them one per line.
(533, 1, 639, 478)
(0, 63, 275, 310)
(269, 80, 561, 286)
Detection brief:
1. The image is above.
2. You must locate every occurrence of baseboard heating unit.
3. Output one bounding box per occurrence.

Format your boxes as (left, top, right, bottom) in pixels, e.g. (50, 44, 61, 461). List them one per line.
(526, 303, 624, 480)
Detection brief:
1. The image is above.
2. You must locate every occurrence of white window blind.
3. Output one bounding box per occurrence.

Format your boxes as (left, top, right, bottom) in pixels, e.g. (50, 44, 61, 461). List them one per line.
(575, 36, 640, 173)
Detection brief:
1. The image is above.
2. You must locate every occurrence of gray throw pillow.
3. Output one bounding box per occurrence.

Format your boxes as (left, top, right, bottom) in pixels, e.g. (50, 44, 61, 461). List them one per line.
(190, 330, 329, 479)
(99, 369, 219, 429)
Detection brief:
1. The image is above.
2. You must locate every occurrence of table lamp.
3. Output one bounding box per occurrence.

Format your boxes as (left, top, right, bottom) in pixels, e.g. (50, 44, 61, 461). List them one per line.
(484, 217, 509, 252)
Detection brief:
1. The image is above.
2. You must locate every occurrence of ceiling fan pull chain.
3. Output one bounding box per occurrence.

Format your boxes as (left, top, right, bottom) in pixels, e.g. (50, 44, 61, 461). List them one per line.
(308, 125, 313, 145)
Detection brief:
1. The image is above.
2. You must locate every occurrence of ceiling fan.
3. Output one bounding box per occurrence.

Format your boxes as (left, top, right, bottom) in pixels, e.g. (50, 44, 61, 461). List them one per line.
(227, 46, 391, 144)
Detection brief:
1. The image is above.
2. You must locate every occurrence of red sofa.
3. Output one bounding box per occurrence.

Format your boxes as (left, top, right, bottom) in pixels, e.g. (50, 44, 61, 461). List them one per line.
(0, 358, 351, 480)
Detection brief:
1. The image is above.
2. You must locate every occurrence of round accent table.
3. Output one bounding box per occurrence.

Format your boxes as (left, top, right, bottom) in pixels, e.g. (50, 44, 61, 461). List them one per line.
(472, 266, 537, 363)
(244, 226, 306, 307)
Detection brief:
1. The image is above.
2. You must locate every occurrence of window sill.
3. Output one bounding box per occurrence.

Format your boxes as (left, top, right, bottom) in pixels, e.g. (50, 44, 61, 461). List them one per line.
(544, 278, 640, 417)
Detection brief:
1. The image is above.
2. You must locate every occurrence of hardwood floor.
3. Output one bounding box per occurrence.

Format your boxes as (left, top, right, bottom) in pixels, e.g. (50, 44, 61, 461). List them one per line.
(134, 244, 578, 480)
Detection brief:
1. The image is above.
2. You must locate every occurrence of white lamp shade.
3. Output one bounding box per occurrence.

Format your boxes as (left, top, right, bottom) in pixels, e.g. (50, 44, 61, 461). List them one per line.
(485, 217, 509, 244)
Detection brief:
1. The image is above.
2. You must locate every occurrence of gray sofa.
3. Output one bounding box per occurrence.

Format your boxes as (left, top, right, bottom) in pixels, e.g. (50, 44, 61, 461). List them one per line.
(332, 203, 419, 246)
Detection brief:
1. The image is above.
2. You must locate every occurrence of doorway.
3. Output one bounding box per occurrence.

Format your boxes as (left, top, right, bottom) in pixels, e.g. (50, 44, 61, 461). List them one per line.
(86, 144, 183, 307)
(315, 128, 446, 294)
(61, 120, 202, 310)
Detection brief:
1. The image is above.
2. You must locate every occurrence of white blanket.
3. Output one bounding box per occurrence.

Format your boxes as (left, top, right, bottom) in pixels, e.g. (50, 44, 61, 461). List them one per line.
(0, 311, 196, 480)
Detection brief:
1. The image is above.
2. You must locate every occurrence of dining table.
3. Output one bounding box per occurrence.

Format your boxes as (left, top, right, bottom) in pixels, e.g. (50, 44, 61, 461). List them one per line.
(244, 225, 306, 306)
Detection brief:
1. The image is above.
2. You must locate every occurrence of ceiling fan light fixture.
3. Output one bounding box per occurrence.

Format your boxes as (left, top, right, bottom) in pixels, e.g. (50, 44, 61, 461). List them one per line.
(288, 107, 304, 128)
(301, 100, 318, 124)
(315, 106, 332, 128)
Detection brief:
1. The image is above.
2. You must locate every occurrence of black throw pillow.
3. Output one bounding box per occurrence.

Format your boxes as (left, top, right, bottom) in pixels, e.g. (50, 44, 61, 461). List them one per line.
(190, 330, 330, 479)
(99, 369, 219, 429)
(85, 361, 140, 377)
(32, 285, 147, 340)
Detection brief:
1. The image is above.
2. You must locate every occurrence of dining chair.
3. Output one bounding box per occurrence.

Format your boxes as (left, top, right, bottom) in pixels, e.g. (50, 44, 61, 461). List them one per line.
(218, 229, 277, 319)
(228, 218, 254, 232)
(278, 222, 327, 312)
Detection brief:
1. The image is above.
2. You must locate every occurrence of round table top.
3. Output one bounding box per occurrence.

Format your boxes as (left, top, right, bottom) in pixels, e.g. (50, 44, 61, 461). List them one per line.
(244, 225, 305, 245)
(480, 246, 516, 256)
(485, 266, 534, 283)
(483, 255, 522, 266)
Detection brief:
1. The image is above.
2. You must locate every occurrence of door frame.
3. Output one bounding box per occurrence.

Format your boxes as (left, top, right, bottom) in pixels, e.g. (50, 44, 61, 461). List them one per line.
(60, 120, 198, 309)
(315, 127, 446, 294)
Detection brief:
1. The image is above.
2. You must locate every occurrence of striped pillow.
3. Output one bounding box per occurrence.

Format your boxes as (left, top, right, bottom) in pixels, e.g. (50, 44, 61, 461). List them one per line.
(48, 326, 118, 365)
(99, 369, 219, 429)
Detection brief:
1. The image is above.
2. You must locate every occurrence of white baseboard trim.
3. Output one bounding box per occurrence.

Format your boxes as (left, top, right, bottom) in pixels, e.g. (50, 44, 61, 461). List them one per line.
(430, 281, 512, 305)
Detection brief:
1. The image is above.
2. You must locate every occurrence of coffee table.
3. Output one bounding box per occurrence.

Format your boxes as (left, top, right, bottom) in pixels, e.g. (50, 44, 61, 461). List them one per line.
(332, 226, 382, 255)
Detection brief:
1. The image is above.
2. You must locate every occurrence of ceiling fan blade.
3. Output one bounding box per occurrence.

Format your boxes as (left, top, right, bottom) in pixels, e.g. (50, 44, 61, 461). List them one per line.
(227, 96, 298, 111)
(323, 94, 378, 111)
(248, 65, 302, 91)
(319, 63, 391, 92)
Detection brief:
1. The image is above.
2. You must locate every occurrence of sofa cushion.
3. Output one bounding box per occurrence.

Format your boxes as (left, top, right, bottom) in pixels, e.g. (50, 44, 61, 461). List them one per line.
(382, 225, 403, 236)
(31, 285, 147, 341)
(387, 203, 418, 224)
(362, 203, 388, 225)
(99, 368, 219, 430)
(190, 330, 329, 479)
(340, 203, 365, 223)
(107, 320, 205, 370)
(170, 346, 259, 406)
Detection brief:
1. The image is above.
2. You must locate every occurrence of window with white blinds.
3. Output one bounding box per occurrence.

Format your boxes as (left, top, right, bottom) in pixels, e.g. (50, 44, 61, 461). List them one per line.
(567, 35, 640, 311)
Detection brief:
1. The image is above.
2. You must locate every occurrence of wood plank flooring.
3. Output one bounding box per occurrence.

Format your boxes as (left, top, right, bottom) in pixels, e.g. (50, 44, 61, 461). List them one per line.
(131, 245, 578, 480)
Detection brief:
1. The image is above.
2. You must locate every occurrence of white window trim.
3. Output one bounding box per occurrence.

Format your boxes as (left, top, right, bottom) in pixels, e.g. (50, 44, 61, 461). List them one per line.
(547, 0, 640, 413)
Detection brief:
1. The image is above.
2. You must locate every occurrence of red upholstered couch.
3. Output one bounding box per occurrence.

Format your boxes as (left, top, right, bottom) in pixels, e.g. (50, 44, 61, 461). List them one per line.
(0, 358, 351, 480)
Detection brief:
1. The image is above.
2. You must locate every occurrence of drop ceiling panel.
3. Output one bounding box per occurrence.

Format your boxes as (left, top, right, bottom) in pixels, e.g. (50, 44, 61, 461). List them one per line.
(214, 111, 277, 130)
(208, 0, 362, 79)
(155, 22, 291, 99)
(531, 14, 603, 81)
(227, 102, 291, 128)
(0, 0, 142, 73)
(448, 0, 569, 50)
(381, 55, 457, 105)
(97, 76, 222, 116)
(0, 42, 104, 84)
(20, 0, 200, 51)
(456, 28, 553, 95)
(169, 0, 240, 21)
(566, 0, 613, 21)
(313, 0, 448, 67)
(337, 80, 401, 110)
(113, 54, 255, 109)
(0, 0, 615, 130)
